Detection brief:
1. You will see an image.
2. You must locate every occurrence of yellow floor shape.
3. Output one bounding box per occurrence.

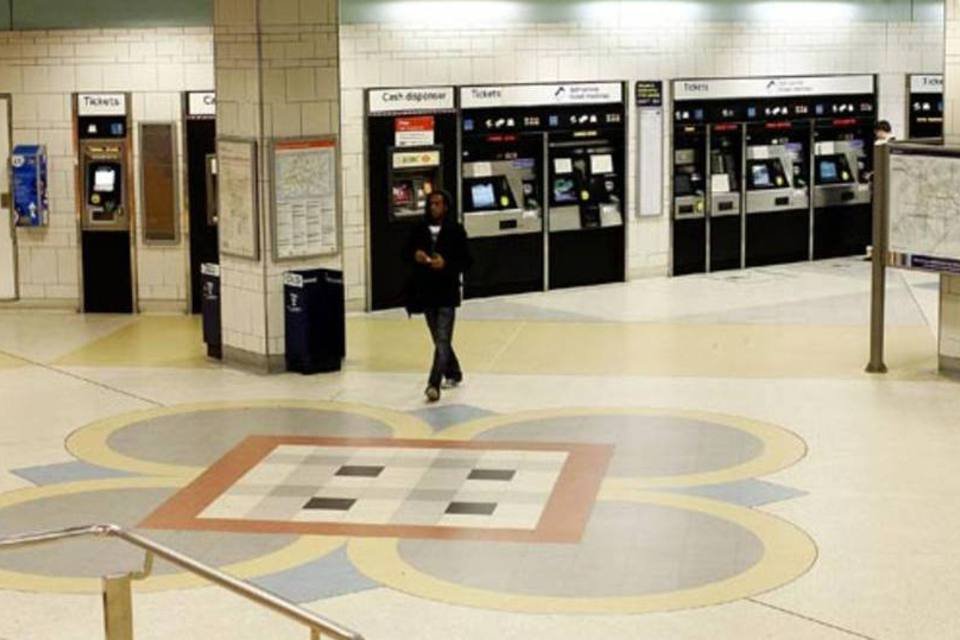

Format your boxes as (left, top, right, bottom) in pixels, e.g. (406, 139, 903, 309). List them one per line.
(51, 313, 937, 379)
(55, 316, 213, 368)
(347, 317, 938, 379)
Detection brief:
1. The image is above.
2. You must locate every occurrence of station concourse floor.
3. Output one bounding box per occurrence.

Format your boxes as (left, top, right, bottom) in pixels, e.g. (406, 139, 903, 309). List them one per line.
(0, 257, 957, 640)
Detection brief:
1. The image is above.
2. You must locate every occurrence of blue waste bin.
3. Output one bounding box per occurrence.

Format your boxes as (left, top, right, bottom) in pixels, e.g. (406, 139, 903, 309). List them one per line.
(284, 269, 345, 374)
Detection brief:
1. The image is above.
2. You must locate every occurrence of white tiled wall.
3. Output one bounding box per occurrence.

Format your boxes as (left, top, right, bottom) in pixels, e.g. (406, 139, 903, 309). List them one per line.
(0, 28, 214, 306)
(339, 21, 943, 288)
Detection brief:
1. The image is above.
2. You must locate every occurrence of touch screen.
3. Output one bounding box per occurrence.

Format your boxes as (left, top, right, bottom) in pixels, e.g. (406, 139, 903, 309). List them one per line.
(751, 164, 772, 188)
(94, 167, 117, 193)
(471, 182, 496, 210)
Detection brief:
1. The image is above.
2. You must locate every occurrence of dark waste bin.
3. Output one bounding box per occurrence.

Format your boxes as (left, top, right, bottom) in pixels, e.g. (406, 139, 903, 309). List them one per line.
(200, 263, 222, 359)
(284, 268, 345, 374)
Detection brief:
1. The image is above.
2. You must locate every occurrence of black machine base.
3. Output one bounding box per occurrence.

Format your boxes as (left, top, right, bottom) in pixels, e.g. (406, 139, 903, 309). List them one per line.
(82, 230, 133, 314)
(814, 205, 871, 259)
(206, 344, 222, 360)
(746, 210, 811, 267)
(710, 216, 743, 272)
(465, 234, 544, 299)
(673, 218, 707, 275)
(549, 226, 625, 290)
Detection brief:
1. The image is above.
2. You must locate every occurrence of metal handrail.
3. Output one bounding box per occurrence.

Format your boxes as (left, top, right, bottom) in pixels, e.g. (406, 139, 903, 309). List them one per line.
(0, 523, 364, 640)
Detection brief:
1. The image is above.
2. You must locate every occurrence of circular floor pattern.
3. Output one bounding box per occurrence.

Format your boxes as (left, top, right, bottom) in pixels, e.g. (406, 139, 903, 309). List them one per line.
(470, 414, 765, 478)
(396, 501, 764, 597)
(0, 478, 343, 593)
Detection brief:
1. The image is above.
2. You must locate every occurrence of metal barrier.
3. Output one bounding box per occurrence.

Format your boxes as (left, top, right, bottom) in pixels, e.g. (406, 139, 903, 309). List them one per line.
(0, 524, 364, 640)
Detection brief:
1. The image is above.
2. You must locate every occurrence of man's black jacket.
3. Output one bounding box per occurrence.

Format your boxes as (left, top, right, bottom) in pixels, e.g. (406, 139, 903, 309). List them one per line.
(403, 218, 471, 313)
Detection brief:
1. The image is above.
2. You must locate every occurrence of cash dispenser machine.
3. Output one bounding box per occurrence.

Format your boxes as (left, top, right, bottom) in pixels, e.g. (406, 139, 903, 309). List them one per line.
(185, 92, 218, 314)
(459, 82, 626, 295)
(76, 93, 134, 313)
(366, 87, 458, 310)
(907, 74, 943, 140)
(672, 75, 876, 274)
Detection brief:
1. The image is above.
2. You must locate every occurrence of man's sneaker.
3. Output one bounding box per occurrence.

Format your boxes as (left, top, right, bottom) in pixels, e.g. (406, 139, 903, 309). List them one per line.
(442, 376, 462, 389)
(425, 386, 441, 403)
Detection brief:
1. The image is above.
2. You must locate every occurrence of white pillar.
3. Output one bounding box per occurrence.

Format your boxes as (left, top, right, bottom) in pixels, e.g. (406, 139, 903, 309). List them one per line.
(213, 0, 341, 371)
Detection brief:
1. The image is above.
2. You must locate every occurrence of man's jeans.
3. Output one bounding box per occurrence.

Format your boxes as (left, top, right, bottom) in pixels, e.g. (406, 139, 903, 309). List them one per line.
(425, 307, 462, 388)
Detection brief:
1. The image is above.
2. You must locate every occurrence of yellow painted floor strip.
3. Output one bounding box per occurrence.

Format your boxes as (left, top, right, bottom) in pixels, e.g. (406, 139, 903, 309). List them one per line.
(55, 316, 213, 368)
(48, 313, 937, 378)
(347, 317, 937, 379)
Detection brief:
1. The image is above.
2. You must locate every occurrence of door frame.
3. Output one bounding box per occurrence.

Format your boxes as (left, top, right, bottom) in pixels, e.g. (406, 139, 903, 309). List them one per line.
(0, 94, 17, 301)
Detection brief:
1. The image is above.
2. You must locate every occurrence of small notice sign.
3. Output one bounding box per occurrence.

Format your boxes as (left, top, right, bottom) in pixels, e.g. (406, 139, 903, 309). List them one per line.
(395, 116, 435, 147)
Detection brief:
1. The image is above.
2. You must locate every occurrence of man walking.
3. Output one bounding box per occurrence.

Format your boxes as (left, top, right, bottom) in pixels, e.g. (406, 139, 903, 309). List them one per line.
(405, 190, 471, 402)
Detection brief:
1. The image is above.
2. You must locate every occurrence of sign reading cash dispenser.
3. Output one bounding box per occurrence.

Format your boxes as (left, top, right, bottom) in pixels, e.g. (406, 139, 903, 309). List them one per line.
(187, 92, 217, 117)
(11, 145, 48, 227)
(368, 87, 455, 114)
(460, 82, 624, 109)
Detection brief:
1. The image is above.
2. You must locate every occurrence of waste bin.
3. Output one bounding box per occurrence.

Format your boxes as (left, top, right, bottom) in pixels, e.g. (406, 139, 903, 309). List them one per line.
(284, 268, 345, 374)
(200, 263, 222, 360)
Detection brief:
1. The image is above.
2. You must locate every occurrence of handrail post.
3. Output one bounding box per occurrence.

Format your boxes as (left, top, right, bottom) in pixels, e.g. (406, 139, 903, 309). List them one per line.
(102, 574, 134, 640)
(867, 142, 890, 374)
(311, 629, 322, 640)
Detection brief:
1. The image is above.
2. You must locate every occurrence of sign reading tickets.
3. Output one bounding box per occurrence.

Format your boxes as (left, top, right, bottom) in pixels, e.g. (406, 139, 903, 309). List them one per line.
(673, 75, 874, 101)
(217, 138, 260, 260)
(460, 82, 624, 109)
(77, 93, 127, 116)
(272, 137, 339, 260)
(11, 145, 48, 227)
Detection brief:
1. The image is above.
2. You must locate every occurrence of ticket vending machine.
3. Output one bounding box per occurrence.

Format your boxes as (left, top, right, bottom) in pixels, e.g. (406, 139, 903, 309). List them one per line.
(672, 124, 707, 275)
(185, 91, 218, 314)
(671, 75, 876, 274)
(366, 87, 459, 310)
(461, 132, 544, 297)
(77, 93, 134, 313)
(813, 113, 875, 258)
(744, 122, 811, 266)
(907, 74, 943, 140)
(707, 123, 744, 272)
(459, 82, 627, 295)
(546, 106, 626, 289)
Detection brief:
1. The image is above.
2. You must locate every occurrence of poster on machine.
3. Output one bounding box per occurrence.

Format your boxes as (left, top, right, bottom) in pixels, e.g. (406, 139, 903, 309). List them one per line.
(217, 138, 260, 260)
(271, 137, 339, 260)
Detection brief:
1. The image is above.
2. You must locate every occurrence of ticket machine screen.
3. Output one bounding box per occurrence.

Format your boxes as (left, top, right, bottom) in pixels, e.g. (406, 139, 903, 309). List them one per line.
(553, 177, 578, 204)
(471, 182, 496, 209)
(590, 154, 614, 175)
(816, 155, 852, 184)
(751, 164, 772, 188)
(94, 167, 117, 193)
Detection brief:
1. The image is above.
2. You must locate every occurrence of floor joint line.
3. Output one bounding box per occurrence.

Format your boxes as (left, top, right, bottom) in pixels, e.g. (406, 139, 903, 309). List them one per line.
(0, 348, 165, 408)
(747, 598, 878, 639)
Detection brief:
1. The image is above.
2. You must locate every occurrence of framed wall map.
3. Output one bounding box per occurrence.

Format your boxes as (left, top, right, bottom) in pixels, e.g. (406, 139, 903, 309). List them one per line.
(217, 137, 260, 260)
(270, 137, 340, 261)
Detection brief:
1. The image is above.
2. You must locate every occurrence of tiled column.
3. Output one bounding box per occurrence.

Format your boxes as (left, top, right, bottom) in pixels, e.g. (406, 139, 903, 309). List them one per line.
(214, 0, 340, 371)
(941, 0, 960, 373)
